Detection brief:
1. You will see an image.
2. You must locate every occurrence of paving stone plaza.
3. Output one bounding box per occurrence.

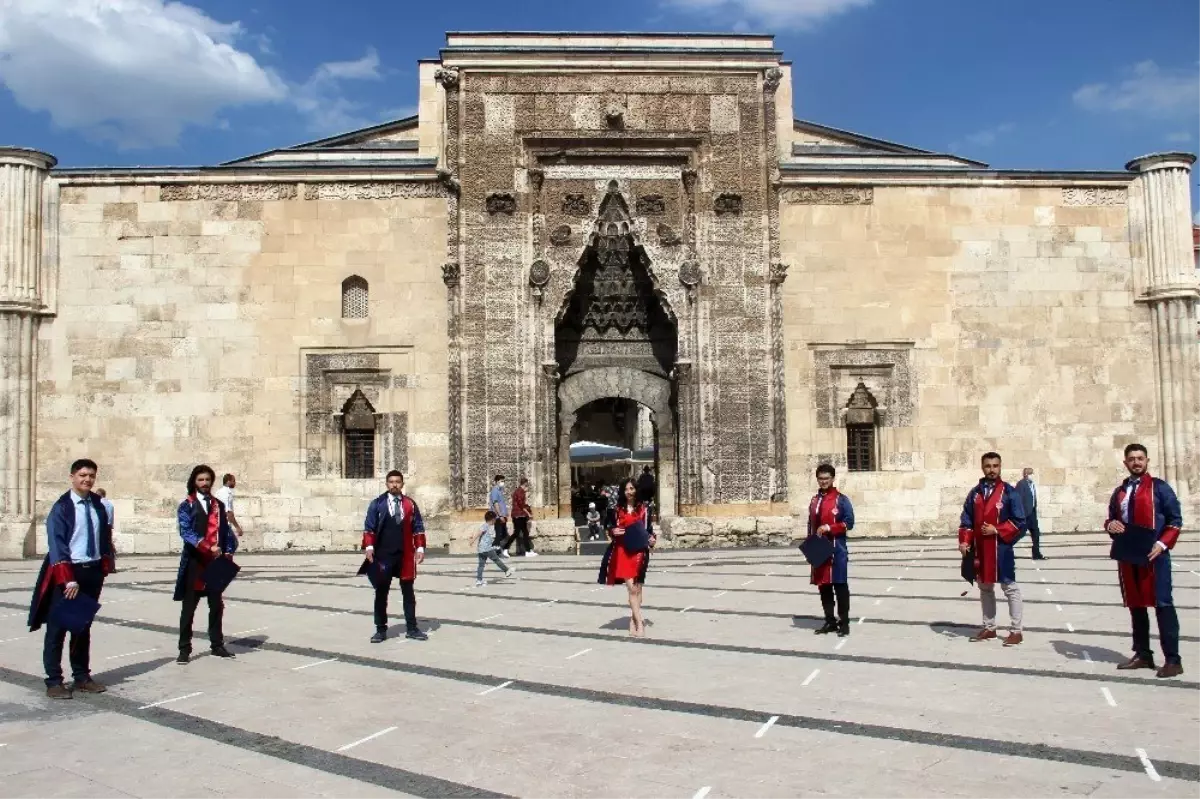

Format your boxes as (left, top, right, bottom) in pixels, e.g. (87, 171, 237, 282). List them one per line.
(0, 532, 1197, 798)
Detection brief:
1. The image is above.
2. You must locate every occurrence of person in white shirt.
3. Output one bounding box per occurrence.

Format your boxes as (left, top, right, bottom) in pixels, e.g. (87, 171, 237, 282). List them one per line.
(95, 488, 115, 532)
(213, 473, 243, 537)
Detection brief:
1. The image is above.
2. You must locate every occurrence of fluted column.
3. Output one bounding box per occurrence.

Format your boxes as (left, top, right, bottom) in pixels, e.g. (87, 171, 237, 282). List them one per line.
(1126, 152, 1199, 508)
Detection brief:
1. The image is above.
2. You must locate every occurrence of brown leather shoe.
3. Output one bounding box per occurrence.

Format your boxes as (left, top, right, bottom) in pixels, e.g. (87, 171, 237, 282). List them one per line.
(1116, 655, 1156, 671)
(1003, 632, 1024, 647)
(72, 679, 106, 694)
(1156, 663, 1184, 679)
(968, 628, 997, 642)
(46, 684, 72, 699)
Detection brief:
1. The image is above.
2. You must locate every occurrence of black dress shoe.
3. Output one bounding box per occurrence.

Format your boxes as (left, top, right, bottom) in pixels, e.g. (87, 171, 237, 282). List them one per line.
(405, 629, 429, 641)
(210, 646, 235, 658)
(837, 622, 850, 637)
(1032, 553, 1047, 560)
(814, 621, 838, 635)
(370, 629, 386, 643)
(176, 651, 190, 665)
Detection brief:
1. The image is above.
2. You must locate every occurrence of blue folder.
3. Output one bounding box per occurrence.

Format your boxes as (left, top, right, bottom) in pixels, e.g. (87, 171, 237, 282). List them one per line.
(51, 593, 100, 634)
(357, 558, 391, 589)
(1109, 525, 1158, 566)
(202, 556, 240, 595)
(620, 519, 651, 553)
(799, 534, 835, 567)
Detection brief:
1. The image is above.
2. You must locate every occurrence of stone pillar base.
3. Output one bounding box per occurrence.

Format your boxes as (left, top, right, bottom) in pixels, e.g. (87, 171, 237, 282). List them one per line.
(0, 517, 35, 560)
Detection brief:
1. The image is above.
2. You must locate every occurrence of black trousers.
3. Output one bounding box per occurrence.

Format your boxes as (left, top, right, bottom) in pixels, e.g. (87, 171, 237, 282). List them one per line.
(512, 517, 533, 554)
(43, 563, 105, 687)
(819, 582, 850, 624)
(374, 574, 418, 632)
(1131, 605, 1180, 664)
(493, 520, 510, 551)
(1028, 512, 1042, 555)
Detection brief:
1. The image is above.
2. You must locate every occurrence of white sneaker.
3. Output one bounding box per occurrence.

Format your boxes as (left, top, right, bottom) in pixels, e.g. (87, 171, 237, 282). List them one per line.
(525, 551, 538, 557)
(475, 579, 486, 587)
(499, 549, 510, 558)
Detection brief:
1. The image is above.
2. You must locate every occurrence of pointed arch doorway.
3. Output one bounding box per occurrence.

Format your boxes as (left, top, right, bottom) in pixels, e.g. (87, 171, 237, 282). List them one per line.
(554, 181, 679, 517)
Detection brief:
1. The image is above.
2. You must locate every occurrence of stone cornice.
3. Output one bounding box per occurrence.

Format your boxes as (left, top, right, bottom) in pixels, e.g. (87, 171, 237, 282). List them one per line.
(778, 167, 1134, 188)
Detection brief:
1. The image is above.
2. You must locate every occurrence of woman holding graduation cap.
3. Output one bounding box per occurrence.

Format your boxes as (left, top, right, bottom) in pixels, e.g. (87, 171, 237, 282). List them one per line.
(598, 478, 655, 636)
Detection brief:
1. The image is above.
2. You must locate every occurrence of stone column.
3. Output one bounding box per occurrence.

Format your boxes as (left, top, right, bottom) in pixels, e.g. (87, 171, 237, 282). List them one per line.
(0, 148, 55, 559)
(1126, 152, 1199, 509)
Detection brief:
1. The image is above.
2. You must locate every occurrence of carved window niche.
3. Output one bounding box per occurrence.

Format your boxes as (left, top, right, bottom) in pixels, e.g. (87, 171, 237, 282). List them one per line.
(341, 275, 369, 319)
(844, 382, 879, 472)
(341, 390, 377, 479)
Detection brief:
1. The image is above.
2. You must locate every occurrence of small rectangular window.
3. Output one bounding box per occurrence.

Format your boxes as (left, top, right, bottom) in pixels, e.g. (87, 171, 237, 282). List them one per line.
(344, 430, 375, 478)
(847, 425, 876, 472)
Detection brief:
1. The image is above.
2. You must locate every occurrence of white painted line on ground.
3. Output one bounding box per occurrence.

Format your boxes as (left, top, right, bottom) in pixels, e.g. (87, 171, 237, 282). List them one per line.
(541, 598, 559, 606)
(741, 580, 755, 586)
(693, 787, 712, 799)
(231, 627, 268, 637)
(680, 606, 694, 613)
(886, 586, 893, 593)
(336, 726, 398, 753)
(1056, 604, 1063, 612)
(835, 639, 848, 651)
(105, 648, 157, 660)
(765, 572, 774, 577)
(139, 692, 202, 710)
(0, 637, 24, 645)
(285, 592, 310, 598)
(1041, 576, 1047, 582)
(873, 598, 882, 606)
(1135, 748, 1162, 782)
(754, 716, 780, 738)
(292, 658, 338, 671)
(1044, 588, 1052, 595)
(478, 680, 513, 696)
(802, 668, 820, 687)
(1066, 623, 1075, 632)
(589, 587, 604, 592)
(713, 591, 728, 598)
(1082, 649, 1093, 666)
(566, 648, 592, 660)
(857, 616, 866, 625)
(475, 613, 503, 623)
(1190, 570, 1199, 577)
(687, 563, 695, 567)
(1101, 687, 1117, 707)
(927, 535, 934, 540)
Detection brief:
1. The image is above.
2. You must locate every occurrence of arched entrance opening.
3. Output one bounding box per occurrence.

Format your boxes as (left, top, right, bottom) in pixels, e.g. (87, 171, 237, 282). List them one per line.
(554, 181, 678, 518)
(567, 397, 659, 525)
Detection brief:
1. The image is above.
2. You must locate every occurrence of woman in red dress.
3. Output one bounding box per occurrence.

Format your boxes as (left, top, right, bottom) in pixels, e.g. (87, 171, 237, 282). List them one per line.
(597, 478, 656, 636)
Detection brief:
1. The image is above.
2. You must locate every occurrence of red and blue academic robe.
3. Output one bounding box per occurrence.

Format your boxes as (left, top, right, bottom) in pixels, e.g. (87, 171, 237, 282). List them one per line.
(808, 489, 854, 586)
(598, 503, 653, 585)
(958, 481, 1026, 585)
(27, 492, 115, 631)
(363, 493, 426, 581)
(173, 494, 238, 601)
(1106, 475, 1182, 609)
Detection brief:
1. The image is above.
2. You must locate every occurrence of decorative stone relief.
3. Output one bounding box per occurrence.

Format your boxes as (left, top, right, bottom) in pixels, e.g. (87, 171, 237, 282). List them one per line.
(604, 103, 626, 129)
(380, 412, 409, 474)
(1061, 187, 1126, 206)
(763, 67, 783, 93)
(678, 261, 702, 287)
(779, 186, 874, 205)
(549, 225, 572, 246)
(811, 344, 915, 428)
(442, 262, 461, 287)
(562, 194, 591, 216)
(635, 195, 666, 215)
(769, 262, 789, 285)
(714, 193, 743, 216)
(434, 67, 460, 90)
(657, 224, 682, 246)
(160, 183, 298, 201)
(529, 260, 551, 298)
(304, 182, 444, 200)
(486, 193, 517, 215)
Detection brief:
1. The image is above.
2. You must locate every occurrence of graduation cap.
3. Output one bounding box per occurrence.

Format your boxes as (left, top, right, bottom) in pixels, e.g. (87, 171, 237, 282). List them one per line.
(51, 593, 100, 634)
(357, 558, 391, 589)
(798, 534, 835, 567)
(620, 519, 651, 553)
(202, 557, 241, 595)
(1109, 525, 1158, 566)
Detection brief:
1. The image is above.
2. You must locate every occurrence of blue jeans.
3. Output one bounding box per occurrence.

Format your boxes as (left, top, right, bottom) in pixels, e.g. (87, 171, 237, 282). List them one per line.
(43, 564, 104, 687)
(477, 551, 508, 580)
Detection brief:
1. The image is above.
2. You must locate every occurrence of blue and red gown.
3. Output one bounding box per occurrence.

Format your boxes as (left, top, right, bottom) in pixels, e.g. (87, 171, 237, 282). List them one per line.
(362, 493, 426, 580)
(598, 504, 652, 585)
(958, 480, 1027, 585)
(1105, 474, 1181, 609)
(173, 493, 238, 600)
(807, 489, 854, 585)
(28, 492, 115, 631)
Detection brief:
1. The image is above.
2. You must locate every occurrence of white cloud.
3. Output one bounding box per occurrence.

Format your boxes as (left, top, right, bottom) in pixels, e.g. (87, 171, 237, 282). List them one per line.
(662, 0, 872, 30)
(949, 122, 1015, 153)
(1165, 131, 1193, 142)
(1072, 61, 1200, 118)
(0, 0, 391, 148)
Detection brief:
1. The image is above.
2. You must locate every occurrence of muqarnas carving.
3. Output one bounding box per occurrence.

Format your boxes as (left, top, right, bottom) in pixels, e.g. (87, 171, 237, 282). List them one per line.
(657, 224, 682, 246)
(714, 193, 743, 216)
(549, 225, 572, 246)
(561, 194, 591, 216)
(486, 193, 517, 215)
(636, 195, 666, 215)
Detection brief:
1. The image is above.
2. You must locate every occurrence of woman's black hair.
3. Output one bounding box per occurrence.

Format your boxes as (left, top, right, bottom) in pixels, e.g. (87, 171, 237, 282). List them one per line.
(187, 464, 216, 496)
(618, 477, 639, 511)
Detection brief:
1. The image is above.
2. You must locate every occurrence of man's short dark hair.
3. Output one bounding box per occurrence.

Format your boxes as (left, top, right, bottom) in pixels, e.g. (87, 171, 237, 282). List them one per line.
(70, 458, 98, 474)
(484, 510, 497, 521)
(815, 463, 836, 479)
(981, 452, 1002, 464)
(386, 470, 404, 481)
(519, 476, 529, 485)
(222, 473, 235, 486)
(187, 464, 215, 495)
(1124, 443, 1148, 458)
(642, 466, 651, 473)
(494, 474, 505, 483)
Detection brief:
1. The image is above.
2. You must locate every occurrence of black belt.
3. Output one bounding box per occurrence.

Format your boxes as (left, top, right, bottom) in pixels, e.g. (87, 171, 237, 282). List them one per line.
(75, 561, 101, 569)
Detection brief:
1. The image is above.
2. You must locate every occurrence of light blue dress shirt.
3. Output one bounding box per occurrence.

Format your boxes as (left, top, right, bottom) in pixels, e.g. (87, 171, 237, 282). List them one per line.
(68, 491, 101, 563)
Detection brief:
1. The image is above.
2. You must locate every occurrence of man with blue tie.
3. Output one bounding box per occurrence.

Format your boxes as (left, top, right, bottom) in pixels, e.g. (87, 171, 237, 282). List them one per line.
(1016, 467, 1045, 560)
(362, 471, 428, 642)
(27, 459, 114, 699)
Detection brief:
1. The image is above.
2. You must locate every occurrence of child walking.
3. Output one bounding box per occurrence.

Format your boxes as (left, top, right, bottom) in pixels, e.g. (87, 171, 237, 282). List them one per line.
(473, 511, 515, 586)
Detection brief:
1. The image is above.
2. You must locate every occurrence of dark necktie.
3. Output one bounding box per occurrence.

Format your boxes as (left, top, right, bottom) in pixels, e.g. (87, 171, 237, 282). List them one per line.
(81, 499, 97, 560)
(983, 483, 993, 500)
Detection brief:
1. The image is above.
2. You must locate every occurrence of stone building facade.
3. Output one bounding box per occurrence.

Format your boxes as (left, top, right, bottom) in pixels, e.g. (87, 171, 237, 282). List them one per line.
(0, 33, 1196, 558)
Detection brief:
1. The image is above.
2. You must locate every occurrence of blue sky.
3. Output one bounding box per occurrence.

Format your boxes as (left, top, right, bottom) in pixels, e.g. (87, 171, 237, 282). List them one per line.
(1, 0, 1197, 211)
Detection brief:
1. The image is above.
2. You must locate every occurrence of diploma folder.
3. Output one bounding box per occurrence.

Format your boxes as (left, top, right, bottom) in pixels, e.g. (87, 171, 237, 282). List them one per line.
(51, 593, 101, 634)
(799, 534, 835, 567)
(202, 557, 240, 595)
(961, 550, 976, 585)
(620, 519, 652, 553)
(357, 558, 391, 589)
(1109, 525, 1158, 566)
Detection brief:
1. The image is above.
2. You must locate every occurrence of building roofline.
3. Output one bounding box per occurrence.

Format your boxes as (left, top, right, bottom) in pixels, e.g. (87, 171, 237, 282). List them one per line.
(445, 30, 775, 39)
(221, 116, 420, 166)
(792, 119, 935, 155)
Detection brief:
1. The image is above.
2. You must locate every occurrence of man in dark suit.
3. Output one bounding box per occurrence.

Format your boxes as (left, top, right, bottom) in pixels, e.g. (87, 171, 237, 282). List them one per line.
(363, 471, 428, 642)
(1016, 467, 1045, 560)
(27, 459, 115, 699)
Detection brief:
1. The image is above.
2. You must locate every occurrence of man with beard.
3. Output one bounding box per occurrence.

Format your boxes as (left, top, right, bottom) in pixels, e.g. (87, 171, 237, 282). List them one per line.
(363, 471, 428, 642)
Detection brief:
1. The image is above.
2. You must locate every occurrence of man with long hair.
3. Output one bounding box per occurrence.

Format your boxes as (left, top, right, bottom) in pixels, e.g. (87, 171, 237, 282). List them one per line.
(174, 464, 238, 664)
(363, 471, 428, 642)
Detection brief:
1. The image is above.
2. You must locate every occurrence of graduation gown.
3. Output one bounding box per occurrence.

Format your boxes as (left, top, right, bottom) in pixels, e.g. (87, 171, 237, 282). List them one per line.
(1106, 474, 1182, 609)
(362, 493, 426, 581)
(958, 480, 1026, 585)
(27, 492, 115, 632)
(173, 494, 238, 601)
(807, 489, 854, 586)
